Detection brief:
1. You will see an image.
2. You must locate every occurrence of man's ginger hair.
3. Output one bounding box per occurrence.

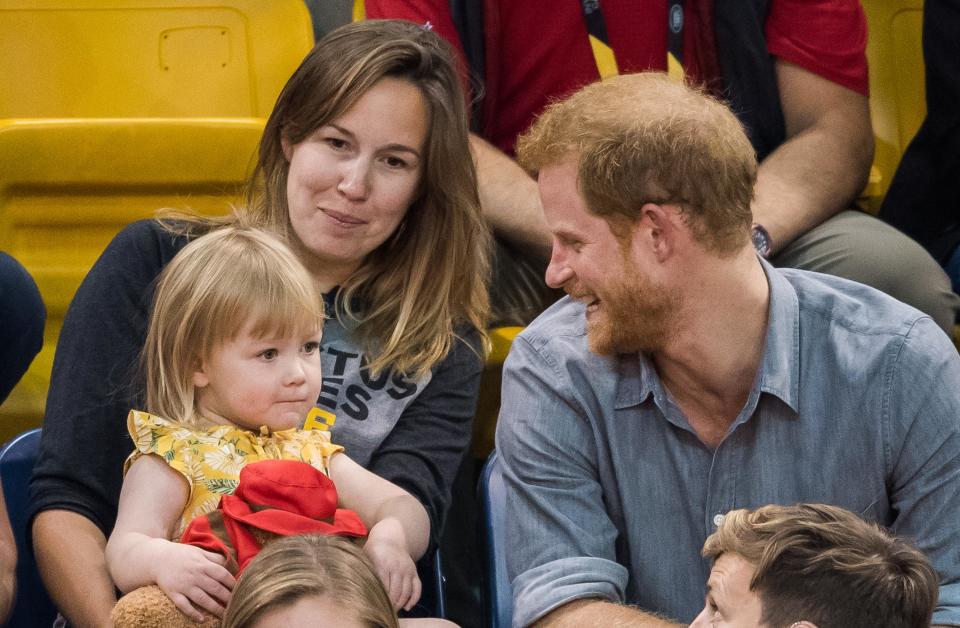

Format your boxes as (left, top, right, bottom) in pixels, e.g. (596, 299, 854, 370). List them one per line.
(517, 72, 757, 254)
(703, 503, 938, 628)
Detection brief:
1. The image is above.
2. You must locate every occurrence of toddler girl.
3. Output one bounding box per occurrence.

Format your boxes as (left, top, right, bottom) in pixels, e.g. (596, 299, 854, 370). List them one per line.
(105, 225, 430, 623)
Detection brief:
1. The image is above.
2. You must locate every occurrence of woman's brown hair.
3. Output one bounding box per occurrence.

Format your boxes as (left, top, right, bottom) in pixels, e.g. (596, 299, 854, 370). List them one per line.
(248, 19, 489, 378)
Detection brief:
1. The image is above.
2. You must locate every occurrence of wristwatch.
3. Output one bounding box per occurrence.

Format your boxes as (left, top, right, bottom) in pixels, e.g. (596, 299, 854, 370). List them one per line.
(751, 223, 772, 259)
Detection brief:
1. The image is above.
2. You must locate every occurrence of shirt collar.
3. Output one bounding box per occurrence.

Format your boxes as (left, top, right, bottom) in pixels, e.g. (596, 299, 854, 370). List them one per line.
(615, 258, 800, 413)
(616, 353, 656, 409)
(756, 258, 800, 412)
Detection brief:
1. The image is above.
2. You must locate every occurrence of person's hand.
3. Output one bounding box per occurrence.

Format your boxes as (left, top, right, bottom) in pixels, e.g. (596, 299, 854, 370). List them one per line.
(149, 540, 235, 621)
(364, 523, 422, 611)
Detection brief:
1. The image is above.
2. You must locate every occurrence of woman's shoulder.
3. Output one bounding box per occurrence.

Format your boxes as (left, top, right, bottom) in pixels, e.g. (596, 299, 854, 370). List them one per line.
(109, 219, 190, 261)
(445, 322, 485, 371)
(86, 219, 190, 296)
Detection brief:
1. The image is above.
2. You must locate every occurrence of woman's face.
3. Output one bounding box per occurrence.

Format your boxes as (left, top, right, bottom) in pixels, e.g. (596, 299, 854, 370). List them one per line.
(282, 76, 429, 287)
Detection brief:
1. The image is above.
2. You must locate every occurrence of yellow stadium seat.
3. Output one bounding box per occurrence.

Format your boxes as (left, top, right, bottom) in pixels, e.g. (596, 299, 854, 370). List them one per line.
(473, 326, 523, 459)
(860, 0, 926, 212)
(0, 1, 315, 440)
(0, 0, 314, 119)
(0, 118, 264, 440)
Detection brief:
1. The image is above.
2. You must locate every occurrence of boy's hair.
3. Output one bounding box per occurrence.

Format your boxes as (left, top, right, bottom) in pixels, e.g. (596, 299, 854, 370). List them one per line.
(702, 503, 939, 628)
(143, 224, 324, 426)
(221, 534, 399, 628)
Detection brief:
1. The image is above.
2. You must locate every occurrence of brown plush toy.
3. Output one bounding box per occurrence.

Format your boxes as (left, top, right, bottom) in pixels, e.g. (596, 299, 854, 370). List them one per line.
(110, 460, 368, 627)
(112, 584, 221, 628)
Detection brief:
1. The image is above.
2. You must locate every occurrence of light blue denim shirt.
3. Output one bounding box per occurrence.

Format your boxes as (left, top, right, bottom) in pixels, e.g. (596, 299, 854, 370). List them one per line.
(496, 261, 960, 627)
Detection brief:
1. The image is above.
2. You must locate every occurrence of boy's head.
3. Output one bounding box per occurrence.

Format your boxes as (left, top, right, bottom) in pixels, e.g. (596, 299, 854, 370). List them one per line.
(144, 224, 324, 427)
(222, 534, 398, 628)
(691, 503, 938, 628)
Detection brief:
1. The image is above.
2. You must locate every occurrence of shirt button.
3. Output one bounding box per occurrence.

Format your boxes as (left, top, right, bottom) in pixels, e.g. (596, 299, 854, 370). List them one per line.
(713, 513, 725, 527)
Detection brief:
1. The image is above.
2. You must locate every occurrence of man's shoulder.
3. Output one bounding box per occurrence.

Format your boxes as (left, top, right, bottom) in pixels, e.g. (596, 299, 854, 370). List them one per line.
(516, 296, 588, 353)
(779, 266, 938, 342)
(509, 297, 626, 394)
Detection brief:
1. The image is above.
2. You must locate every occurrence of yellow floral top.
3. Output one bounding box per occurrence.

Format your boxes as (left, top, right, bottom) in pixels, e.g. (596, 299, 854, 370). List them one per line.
(124, 410, 343, 539)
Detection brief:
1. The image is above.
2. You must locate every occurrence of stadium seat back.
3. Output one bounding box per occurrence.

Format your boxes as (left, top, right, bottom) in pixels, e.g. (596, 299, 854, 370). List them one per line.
(0, 0, 314, 118)
(473, 327, 523, 459)
(0, 0, 314, 436)
(862, 0, 926, 210)
(479, 450, 512, 628)
(0, 118, 261, 435)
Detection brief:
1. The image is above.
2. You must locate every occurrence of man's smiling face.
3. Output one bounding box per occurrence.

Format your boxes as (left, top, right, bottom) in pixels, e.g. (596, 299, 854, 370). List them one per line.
(539, 157, 679, 355)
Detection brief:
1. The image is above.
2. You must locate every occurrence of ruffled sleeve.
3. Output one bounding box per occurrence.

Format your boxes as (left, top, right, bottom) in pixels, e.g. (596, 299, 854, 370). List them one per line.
(124, 410, 200, 500)
(270, 427, 343, 477)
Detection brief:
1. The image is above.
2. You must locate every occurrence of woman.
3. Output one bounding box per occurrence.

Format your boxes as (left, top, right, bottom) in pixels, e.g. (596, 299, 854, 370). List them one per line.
(28, 20, 489, 627)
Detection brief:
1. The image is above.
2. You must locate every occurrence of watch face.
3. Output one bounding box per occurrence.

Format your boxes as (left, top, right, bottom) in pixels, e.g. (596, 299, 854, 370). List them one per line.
(751, 224, 771, 258)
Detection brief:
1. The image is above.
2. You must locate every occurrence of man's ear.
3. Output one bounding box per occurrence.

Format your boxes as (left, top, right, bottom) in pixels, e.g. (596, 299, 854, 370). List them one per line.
(637, 202, 675, 261)
(789, 622, 819, 628)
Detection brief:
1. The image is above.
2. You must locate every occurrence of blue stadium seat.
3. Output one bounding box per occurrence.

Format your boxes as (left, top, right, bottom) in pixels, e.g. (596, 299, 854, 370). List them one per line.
(479, 450, 511, 628)
(0, 428, 57, 627)
(413, 549, 447, 619)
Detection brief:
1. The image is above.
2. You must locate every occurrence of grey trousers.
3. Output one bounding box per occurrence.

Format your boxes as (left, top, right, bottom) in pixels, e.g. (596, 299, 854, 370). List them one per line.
(773, 209, 960, 335)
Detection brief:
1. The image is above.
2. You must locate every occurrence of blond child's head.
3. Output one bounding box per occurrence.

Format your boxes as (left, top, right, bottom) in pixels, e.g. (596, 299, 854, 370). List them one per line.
(221, 534, 399, 628)
(143, 224, 325, 429)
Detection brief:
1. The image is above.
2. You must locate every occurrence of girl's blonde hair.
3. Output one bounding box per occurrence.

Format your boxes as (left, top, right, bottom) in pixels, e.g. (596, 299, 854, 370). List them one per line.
(179, 19, 490, 378)
(221, 534, 399, 628)
(143, 224, 324, 426)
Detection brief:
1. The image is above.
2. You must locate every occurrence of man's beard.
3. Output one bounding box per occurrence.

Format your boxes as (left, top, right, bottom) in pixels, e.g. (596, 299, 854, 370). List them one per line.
(586, 267, 679, 356)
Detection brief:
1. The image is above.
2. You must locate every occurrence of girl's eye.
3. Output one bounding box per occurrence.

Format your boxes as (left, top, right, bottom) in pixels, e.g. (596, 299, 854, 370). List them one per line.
(302, 341, 321, 354)
(258, 348, 278, 360)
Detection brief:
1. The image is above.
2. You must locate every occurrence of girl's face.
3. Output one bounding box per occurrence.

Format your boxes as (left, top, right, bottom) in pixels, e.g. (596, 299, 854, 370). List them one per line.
(250, 594, 367, 628)
(282, 76, 429, 288)
(193, 320, 323, 432)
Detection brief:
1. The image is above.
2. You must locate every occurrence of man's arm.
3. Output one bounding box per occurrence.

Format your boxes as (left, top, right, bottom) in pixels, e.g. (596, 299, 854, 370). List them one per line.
(470, 134, 552, 255)
(534, 599, 682, 628)
(885, 318, 960, 626)
(753, 59, 874, 255)
(33, 510, 117, 628)
(497, 336, 634, 627)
